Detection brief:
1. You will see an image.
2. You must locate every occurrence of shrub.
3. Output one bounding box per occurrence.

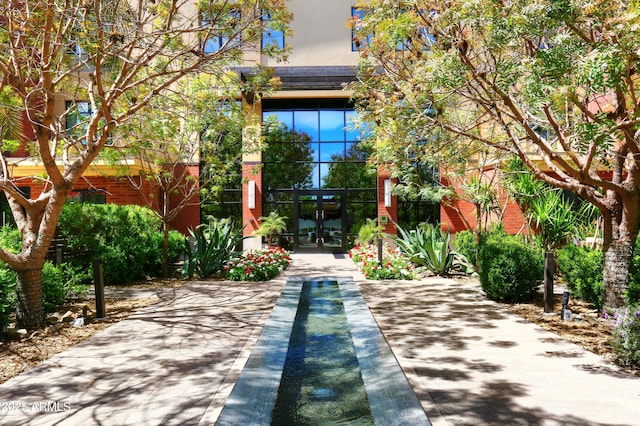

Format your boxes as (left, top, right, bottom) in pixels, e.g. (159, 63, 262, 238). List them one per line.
(608, 304, 640, 368)
(58, 203, 181, 284)
(0, 261, 77, 328)
(349, 243, 416, 280)
(556, 244, 604, 308)
(453, 230, 478, 268)
(0, 267, 17, 329)
(42, 262, 66, 312)
(478, 231, 543, 302)
(225, 246, 291, 281)
(355, 218, 385, 245)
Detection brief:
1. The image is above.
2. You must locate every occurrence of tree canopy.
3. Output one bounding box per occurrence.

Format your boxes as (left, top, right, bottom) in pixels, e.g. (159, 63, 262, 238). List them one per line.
(0, 0, 291, 327)
(350, 0, 640, 308)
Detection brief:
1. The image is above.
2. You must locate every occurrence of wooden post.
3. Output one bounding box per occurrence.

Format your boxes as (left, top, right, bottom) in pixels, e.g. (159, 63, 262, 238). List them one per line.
(93, 258, 106, 319)
(544, 252, 555, 313)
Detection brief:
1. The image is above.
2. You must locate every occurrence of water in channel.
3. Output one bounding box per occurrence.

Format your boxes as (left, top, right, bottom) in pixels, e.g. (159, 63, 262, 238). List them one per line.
(271, 280, 374, 425)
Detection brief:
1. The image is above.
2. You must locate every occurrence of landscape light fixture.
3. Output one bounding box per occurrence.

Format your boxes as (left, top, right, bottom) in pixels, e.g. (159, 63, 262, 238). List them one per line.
(384, 179, 391, 207)
(248, 180, 256, 209)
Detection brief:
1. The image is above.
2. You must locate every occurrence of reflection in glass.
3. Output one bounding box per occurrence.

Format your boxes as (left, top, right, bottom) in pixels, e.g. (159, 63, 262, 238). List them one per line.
(264, 111, 293, 129)
(263, 123, 315, 191)
(320, 142, 344, 162)
(319, 110, 345, 142)
(301, 163, 319, 189)
(294, 111, 319, 141)
(322, 163, 345, 189)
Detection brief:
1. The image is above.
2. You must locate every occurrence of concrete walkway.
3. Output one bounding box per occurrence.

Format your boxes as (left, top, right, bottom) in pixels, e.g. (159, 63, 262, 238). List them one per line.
(0, 253, 638, 425)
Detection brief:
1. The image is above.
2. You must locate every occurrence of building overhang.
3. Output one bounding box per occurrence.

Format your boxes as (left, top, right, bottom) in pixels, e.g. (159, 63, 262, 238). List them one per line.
(6, 158, 147, 178)
(236, 66, 358, 92)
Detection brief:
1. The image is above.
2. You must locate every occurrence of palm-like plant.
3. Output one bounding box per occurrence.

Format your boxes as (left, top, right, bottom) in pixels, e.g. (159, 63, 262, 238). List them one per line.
(395, 223, 475, 276)
(526, 189, 597, 252)
(255, 211, 288, 245)
(355, 218, 385, 245)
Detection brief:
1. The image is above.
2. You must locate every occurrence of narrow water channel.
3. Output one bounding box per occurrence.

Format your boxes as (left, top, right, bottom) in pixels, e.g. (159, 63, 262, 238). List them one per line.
(271, 280, 374, 424)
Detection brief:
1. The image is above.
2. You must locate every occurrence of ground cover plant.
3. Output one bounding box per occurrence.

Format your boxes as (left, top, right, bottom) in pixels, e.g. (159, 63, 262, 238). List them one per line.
(607, 304, 640, 369)
(349, 243, 416, 280)
(225, 246, 291, 281)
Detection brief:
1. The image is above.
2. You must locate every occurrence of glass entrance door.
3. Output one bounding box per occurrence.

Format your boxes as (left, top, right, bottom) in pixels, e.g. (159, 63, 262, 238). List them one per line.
(295, 191, 344, 252)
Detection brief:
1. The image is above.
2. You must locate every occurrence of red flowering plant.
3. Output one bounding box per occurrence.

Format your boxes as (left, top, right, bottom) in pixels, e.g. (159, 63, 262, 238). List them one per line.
(225, 246, 291, 281)
(349, 243, 416, 280)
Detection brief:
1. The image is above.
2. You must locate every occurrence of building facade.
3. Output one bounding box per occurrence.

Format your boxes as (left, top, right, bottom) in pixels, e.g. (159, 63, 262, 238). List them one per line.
(222, 0, 440, 252)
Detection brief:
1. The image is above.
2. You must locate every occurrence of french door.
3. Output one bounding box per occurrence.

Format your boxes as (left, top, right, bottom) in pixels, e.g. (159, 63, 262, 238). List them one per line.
(294, 191, 344, 252)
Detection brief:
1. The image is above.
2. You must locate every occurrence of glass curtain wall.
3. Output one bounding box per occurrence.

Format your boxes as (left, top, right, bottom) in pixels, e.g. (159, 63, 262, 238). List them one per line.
(262, 99, 377, 250)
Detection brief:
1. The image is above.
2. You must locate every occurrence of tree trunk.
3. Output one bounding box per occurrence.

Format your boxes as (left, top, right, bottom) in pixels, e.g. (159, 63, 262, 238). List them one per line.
(161, 221, 169, 278)
(602, 197, 639, 309)
(15, 268, 45, 329)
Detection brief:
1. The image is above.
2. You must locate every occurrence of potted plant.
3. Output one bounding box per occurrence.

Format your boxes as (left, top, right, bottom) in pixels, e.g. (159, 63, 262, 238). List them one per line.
(255, 211, 288, 246)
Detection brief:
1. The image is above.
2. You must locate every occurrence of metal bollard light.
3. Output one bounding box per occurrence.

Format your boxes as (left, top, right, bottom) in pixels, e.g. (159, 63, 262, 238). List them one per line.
(561, 291, 571, 321)
(543, 252, 555, 313)
(93, 258, 106, 319)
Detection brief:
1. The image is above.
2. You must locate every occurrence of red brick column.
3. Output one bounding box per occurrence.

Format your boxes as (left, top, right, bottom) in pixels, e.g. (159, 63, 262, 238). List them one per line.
(242, 163, 262, 238)
(377, 167, 397, 235)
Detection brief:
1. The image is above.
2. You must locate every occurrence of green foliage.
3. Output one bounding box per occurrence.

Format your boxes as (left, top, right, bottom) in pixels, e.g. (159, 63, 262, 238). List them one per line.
(609, 304, 640, 368)
(0, 267, 16, 329)
(556, 244, 604, 308)
(0, 226, 22, 253)
(254, 211, 288, 245)
(504, 158, 598, 250)
(42, 262, 66, 312)
(453, 230, 478, 268)
(355, 218, 385, 245)
(627, 237, 640, 305)
(183, 218, 245, 279)
(58, 203, 182, 284)
(395, 223, 475, 276)
(349, 243, 416, 280)
(0, 86, 23, 146)
(0, 261, 80, 328)
(478, 231, 543, 302)
(225, 246, 291, 281)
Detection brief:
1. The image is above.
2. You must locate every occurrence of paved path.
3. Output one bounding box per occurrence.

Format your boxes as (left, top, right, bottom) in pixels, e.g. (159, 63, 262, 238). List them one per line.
(0, 253, 638, 425)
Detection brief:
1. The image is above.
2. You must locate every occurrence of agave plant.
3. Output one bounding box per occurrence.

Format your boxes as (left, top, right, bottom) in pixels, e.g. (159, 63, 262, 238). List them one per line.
(394, 223, 475, 276)
(183, 218, 246, 279)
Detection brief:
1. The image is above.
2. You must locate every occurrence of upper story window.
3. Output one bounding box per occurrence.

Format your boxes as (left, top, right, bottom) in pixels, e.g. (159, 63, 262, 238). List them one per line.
(351, 7, 370, 51)
(201, 9, 242, 54)
(65, 100, 91, 144)
(262, 13, 284, 50)
(351, 8, 435, 52)
(66, 101, 91, 132)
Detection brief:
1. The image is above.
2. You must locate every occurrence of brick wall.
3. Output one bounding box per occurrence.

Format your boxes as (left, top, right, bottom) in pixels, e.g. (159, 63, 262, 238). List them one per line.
(242, 163, 262, 237)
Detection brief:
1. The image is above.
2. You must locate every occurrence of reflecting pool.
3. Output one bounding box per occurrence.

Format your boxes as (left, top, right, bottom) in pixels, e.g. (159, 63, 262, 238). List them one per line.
(271, 280, 374, 424)
(215, 276, 430, 426)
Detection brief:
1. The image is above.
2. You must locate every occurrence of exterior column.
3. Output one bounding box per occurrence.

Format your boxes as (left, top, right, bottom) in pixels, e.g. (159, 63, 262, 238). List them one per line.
(242, 99, 263, 251)
(377, 167, 397, 235)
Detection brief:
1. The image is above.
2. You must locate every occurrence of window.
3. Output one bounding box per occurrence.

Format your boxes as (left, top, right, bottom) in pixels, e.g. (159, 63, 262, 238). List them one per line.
(69, 189, 106, 204)
(351, 7, 371, 51)
(0, 187, 31, 227)
(351, 8, 435, 52)
(262, 13, 284, 50)
(201, 9, 242, 54)
(66, 101, 91, 141)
